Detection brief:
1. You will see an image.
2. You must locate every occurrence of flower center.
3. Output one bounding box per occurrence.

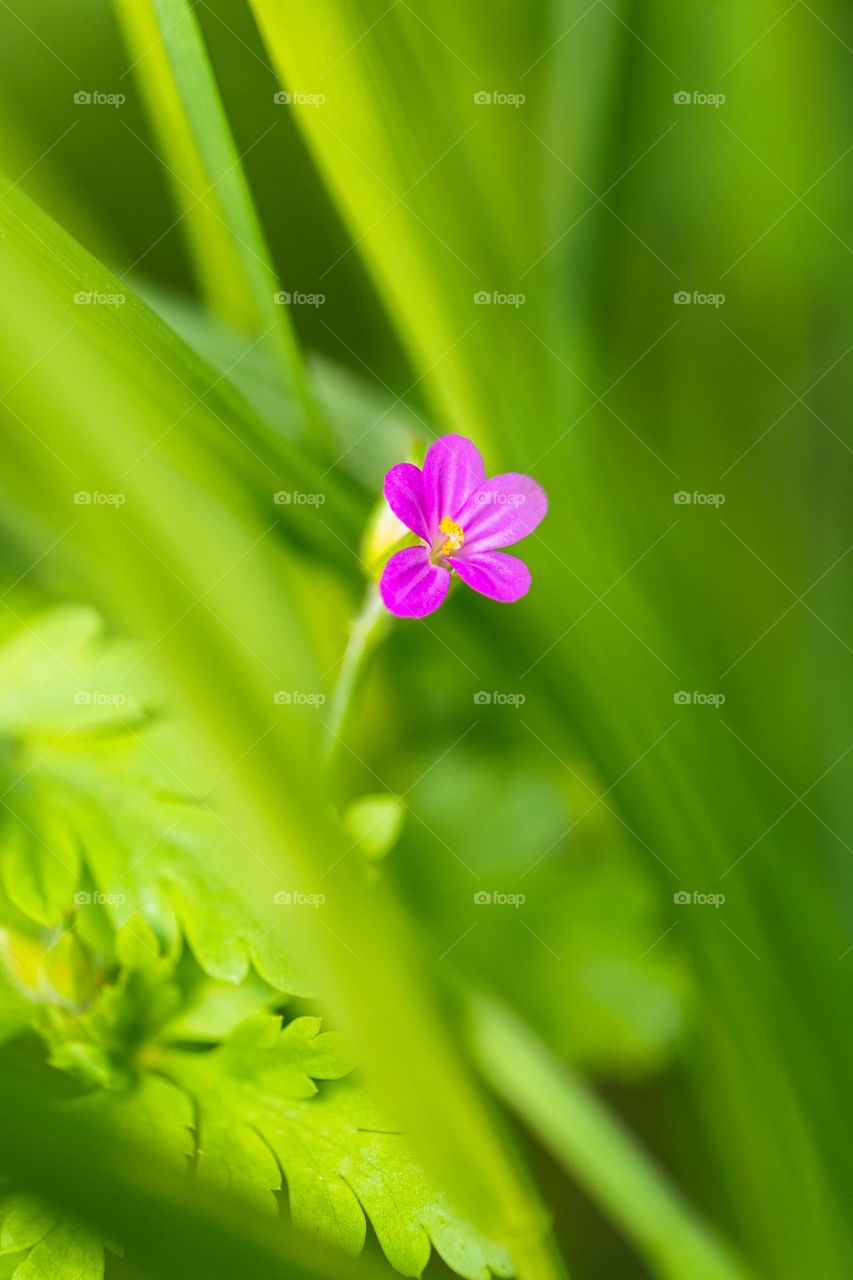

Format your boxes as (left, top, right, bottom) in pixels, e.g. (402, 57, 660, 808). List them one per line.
(432, 516, 464, 562)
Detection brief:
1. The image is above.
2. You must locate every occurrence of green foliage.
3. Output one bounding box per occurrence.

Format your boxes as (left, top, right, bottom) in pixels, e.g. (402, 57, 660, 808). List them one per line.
(0, 1203, 103, 1280)
(0, 934, 512, 1280)
(0, 0, 848, 1277)
(0, 606, 307, 993)
(165, 1015, 512, 1279)
(0, 611, 513, 1280)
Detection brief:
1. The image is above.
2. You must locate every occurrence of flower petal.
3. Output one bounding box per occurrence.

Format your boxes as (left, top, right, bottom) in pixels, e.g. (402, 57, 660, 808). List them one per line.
(383, 463, 429, 541)
(457, 473, 548, 552)
(380, 547, 451, 618)
(448, 551, 531, 603)
(423, 434, 486, 530)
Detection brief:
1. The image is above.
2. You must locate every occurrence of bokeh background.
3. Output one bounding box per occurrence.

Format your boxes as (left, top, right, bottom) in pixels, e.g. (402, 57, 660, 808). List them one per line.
(0, 1, 851, 1278)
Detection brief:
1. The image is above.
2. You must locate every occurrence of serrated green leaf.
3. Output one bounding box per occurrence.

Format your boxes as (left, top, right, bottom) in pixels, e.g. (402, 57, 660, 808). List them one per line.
(0, 608, 308, 995)
(165, 1016, 512, 1280)
(66, 1073, 195, 1168)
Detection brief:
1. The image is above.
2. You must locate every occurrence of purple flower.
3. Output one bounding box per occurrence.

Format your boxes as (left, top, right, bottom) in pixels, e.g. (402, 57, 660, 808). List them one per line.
(379, 434, 547, 618)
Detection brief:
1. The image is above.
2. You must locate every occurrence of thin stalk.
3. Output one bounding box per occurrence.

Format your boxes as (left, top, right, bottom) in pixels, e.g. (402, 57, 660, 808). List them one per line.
(324, 584, 389, 759)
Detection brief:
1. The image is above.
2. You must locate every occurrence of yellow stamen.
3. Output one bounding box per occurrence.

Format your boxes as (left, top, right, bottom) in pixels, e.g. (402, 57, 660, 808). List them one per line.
(438, 516, 464, 556)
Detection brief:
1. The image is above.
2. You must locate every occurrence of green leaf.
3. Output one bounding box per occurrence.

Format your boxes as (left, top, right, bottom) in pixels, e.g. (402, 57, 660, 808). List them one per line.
(342, 795, 405, 863)
(114, 918, 162, 971)
(0, 1060, 388, 1280)
(0, 606, 308, 995)
(0, 1197, 104, 1280)
(0, 821, 77, 932)
(0, 1197, 55, 1255)
(9, 1219, 103, 1280)
(165, 1015, 513, 1279)
(111, 0, 324, 445)
(0, 607, 144, 737)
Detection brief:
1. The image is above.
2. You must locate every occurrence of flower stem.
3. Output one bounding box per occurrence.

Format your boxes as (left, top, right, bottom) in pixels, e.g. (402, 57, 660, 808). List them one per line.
(324, 583, 389, 761)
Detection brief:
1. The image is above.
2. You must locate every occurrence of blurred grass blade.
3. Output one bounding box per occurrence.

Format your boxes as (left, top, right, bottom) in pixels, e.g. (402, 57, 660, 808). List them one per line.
(0, 173, 361, 569)
(0, 1061, 387, 1280)
(0, 180, 564, 1280)
(470, 996, 752, 1280)
(112, 0, 326, 444)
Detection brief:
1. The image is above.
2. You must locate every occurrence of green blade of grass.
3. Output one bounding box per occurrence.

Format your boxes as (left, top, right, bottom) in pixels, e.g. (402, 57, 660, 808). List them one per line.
(470, 995, 752, 1280)
(111, 0, 327, 445)
(0, 172, 362, 570)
